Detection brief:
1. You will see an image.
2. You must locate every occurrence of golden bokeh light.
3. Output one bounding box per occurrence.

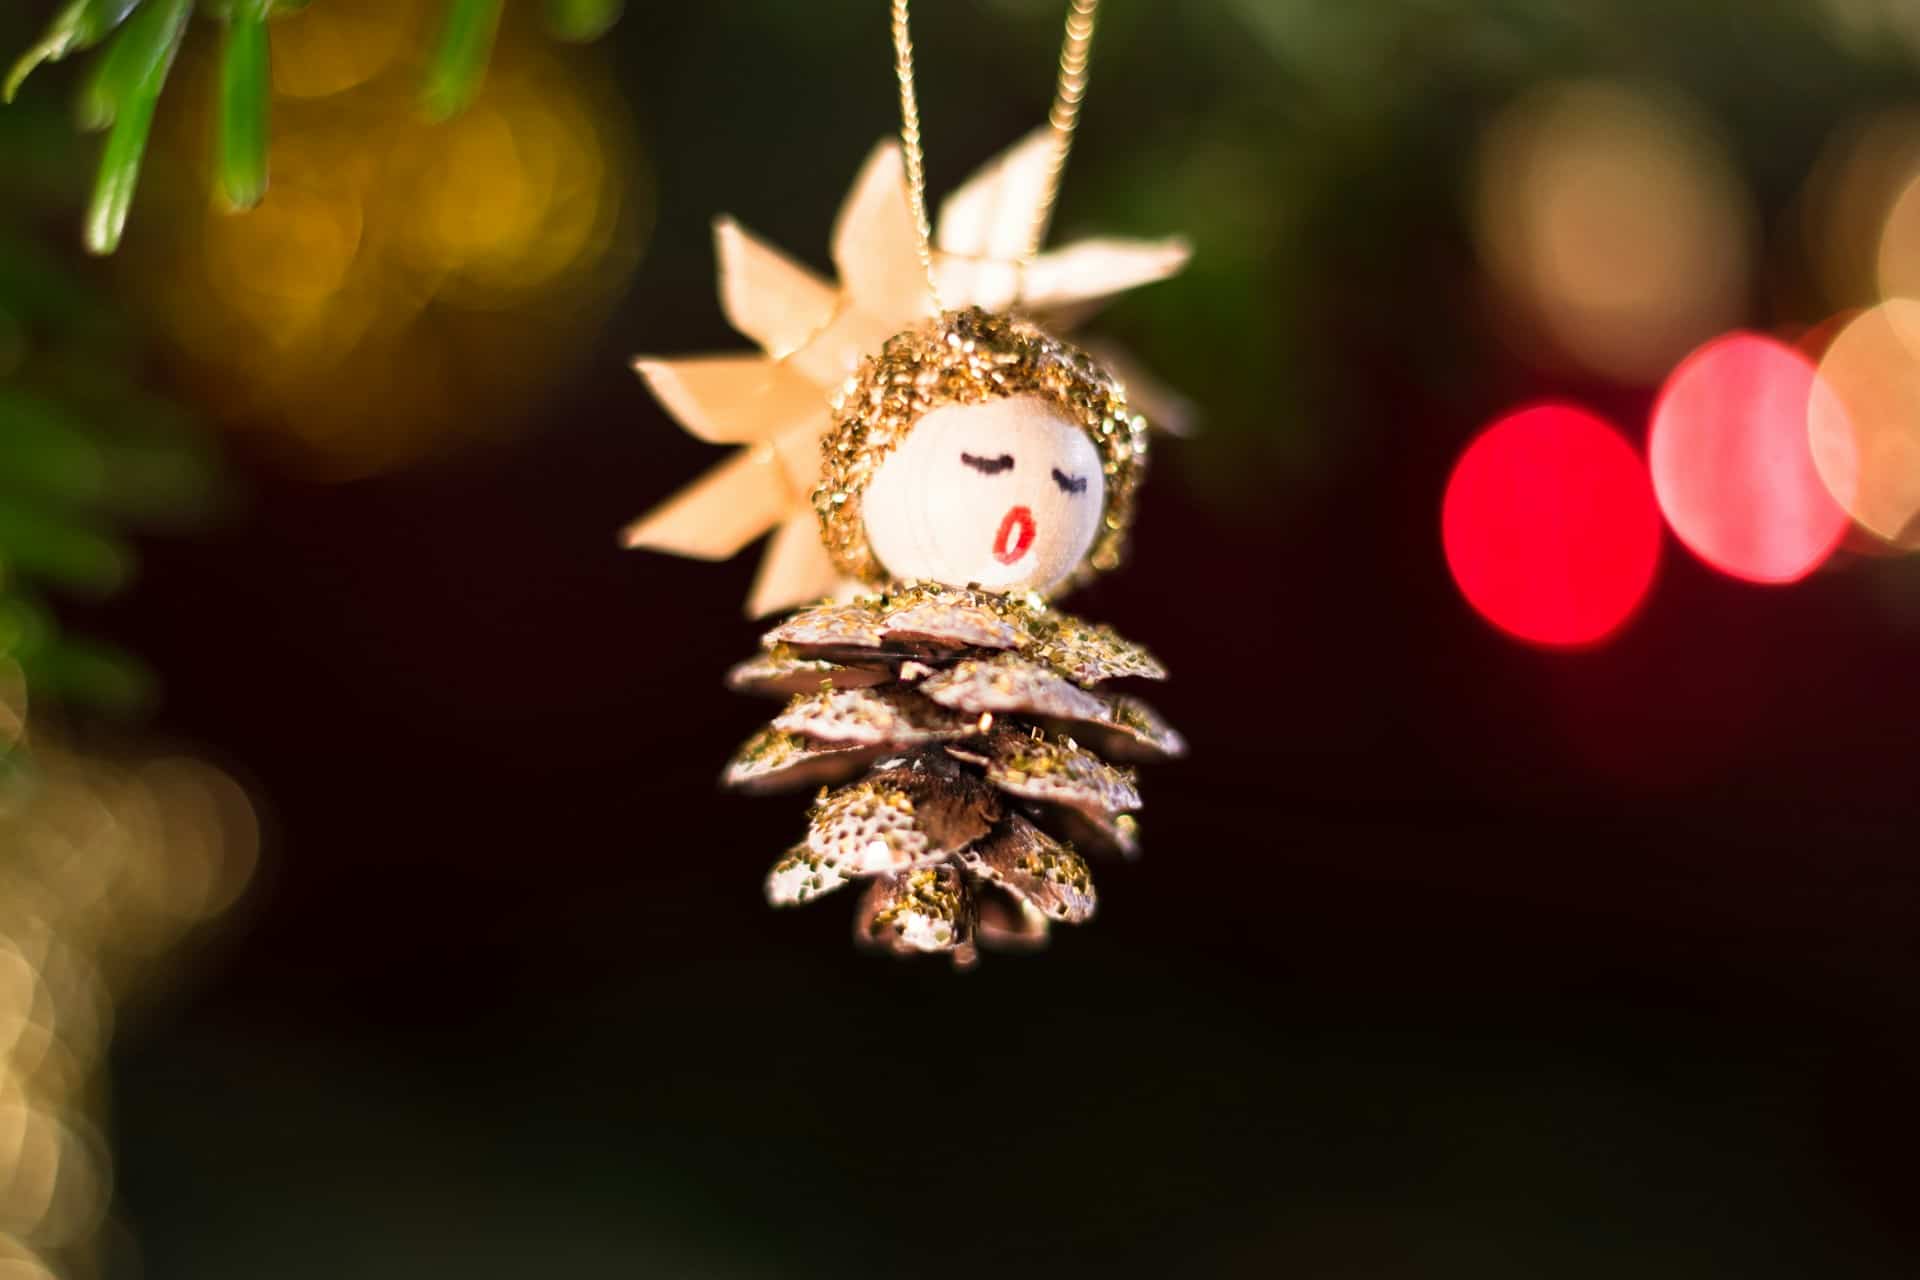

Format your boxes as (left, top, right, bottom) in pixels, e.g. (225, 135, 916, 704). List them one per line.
(201, 180, 366, 346)
(1800, 108, 1920, 309)
(1474, 80, 1755, 384)
(0, 1240, 58, 1280)
(0, 1091, 106, 1250)
(1810, 299, 1920, 548)
(123, 0, 650, 478)
(268, 0, 408, 101)
(0, 741, 257, 1276)
(1874, 170, 1920, 302)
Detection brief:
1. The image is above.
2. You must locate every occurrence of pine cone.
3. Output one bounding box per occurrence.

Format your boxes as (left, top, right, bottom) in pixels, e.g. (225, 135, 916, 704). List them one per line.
(724, 583, 1182, 967)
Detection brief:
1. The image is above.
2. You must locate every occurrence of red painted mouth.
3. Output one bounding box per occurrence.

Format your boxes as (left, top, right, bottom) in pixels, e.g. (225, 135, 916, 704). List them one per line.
(993, 506, 1037, 565)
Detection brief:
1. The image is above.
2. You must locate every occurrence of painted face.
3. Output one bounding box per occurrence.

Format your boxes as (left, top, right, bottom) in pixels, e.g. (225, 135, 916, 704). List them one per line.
(862, 394, 1107, 593)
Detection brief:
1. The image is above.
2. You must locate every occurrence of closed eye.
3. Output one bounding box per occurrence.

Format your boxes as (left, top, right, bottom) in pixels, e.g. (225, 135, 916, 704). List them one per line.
(961, 452, 1015, 475)
(1051, 468, 1087, 495)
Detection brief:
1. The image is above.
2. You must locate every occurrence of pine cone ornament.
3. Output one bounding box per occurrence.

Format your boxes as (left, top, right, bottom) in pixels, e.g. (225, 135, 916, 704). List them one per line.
(624, 133, 1189, 964)
(727, 584, 1182, 966)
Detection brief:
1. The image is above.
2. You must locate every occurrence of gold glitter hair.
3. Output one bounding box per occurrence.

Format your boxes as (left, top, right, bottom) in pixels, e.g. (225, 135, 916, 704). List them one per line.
(812, 307, 1148, 591)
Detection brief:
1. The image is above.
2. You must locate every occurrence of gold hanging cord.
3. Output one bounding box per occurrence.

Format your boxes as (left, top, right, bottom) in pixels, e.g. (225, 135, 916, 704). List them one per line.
(889, 0, 1102, 306)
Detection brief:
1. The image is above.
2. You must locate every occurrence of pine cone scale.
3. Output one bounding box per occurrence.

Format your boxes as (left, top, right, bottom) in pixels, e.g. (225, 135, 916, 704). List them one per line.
(733, 586, 1174, 965)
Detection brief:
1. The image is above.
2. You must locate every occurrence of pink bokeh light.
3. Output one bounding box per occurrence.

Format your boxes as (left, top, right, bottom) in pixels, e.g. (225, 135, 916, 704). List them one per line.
(1650, 333, 1852, 584)
(1443, 404, 1662, 648)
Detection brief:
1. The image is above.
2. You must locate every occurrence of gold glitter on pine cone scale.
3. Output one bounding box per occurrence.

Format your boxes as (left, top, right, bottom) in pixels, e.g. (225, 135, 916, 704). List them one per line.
(815, 308, 1147, 589)
(723, 583, 1182, 968)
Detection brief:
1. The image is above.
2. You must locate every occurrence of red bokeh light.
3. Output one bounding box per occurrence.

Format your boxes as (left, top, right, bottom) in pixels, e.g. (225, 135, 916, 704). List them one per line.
(1650, 333, 1851, 584)
(1443, 404, 1662, 648)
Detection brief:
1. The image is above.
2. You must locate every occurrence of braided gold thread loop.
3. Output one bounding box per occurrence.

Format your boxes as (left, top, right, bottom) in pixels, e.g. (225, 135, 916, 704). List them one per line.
(889, 0, 940, 304)
(890, 0, 1103, 301)
(1028, 0, 1099, 262)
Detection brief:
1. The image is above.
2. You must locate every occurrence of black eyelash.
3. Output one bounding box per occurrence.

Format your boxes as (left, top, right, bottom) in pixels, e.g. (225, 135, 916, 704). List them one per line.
(961, 453, 1015, 475)
(1051, 468, 1087, 495)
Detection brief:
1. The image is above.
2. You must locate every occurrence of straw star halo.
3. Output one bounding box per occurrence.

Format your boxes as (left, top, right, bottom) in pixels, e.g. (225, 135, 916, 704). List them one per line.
(623, 130, 1190, 616)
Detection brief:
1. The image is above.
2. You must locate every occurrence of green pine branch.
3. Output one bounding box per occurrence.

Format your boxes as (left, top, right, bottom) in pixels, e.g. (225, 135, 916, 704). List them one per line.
(5, 0, 624, 254)
(0, 95, 221, 731)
